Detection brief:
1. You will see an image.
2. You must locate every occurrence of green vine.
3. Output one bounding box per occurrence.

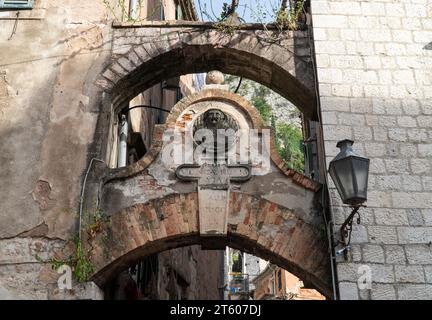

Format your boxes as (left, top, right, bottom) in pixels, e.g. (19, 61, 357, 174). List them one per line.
(73, 235, 94, 283)
(36, 235, 93, 283)
(276, 0, 305, 31)
(214, 20, 241, 36)
(36, 208, 109, 283)
(85, 207, 110, 240)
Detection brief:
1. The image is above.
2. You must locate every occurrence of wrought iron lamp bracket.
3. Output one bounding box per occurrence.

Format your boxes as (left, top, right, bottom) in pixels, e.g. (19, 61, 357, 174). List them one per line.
(339, 204, 366, 260)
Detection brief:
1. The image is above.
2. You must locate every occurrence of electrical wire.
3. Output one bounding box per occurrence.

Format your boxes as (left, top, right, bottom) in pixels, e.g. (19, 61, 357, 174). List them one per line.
(123, 104, 171, 114)
(306, 9, 339, 300)
(8, 12, 20, 41)
(197, 0, 204, 21)
(234, 77, 243, 93)
(78, 158, 105, 240)
(209, 0, 218, 21)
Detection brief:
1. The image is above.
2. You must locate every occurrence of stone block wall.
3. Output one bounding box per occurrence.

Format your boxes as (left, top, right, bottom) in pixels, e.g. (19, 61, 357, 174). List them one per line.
(311, 0, 432, 299)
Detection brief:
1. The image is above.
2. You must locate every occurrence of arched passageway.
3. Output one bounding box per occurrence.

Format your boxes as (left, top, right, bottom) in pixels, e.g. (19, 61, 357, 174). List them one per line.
(97, 24, 317, 119)
(90, 192, 332, 298)
(89, 23, 330, 299)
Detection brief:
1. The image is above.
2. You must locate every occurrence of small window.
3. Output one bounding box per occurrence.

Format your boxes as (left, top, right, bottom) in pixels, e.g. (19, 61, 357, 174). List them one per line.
(160, 3, 165, 20)
(0, 0, 33, 10)
(175, 2, 183, 20)
(277, 270, 282, 290)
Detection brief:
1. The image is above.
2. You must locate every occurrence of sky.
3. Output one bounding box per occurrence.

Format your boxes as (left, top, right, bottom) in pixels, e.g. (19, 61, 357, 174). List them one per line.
(194, 0, 283, 23)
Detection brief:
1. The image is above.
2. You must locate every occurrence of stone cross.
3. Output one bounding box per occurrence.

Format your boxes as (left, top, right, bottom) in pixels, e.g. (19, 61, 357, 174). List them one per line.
(176, 163, 251, 236)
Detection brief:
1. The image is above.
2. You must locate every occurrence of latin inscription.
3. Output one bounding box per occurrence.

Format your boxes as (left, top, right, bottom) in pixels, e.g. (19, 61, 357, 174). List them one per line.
(198, 188, 229, 235)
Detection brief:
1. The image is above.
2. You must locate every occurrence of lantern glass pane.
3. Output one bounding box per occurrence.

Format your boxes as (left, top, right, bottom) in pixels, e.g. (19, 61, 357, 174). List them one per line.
(329, 165, 344, 202)
(330, 159, 354, 203)
(337, 159, 355, 201)
(353, 158, 369, 199)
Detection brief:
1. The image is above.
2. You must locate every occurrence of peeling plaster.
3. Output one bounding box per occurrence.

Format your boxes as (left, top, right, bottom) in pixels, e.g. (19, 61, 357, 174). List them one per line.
(31, 180, 54, 211)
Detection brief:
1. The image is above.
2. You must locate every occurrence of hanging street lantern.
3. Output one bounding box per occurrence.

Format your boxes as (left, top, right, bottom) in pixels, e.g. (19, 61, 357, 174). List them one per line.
(328, 139, 370, 259)
(329, 139, 370, 206)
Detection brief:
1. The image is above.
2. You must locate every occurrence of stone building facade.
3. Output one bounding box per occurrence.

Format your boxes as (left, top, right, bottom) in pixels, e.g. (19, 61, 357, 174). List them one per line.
(312, 0, 432, 299)
(0, 0, 431, 300)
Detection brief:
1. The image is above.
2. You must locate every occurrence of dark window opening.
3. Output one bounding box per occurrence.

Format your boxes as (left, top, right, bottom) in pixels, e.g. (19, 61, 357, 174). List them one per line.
(175, 1, 183, 20)
(128, 132, 147, 164)
(277, 270, 282, 291)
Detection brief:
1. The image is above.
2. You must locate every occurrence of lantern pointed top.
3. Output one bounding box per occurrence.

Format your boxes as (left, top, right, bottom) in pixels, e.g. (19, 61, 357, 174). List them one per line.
(333, 139, 362, 161)
(336, 139, 354, 149)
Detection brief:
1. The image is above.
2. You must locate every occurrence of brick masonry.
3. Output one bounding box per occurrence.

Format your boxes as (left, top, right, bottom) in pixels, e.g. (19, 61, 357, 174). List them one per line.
(311, 0, 432, 299)
(90, 192, 331, 297)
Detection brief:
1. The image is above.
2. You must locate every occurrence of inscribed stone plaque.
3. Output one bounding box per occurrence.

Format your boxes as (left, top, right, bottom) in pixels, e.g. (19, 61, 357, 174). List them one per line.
(198, 188, 229, 236)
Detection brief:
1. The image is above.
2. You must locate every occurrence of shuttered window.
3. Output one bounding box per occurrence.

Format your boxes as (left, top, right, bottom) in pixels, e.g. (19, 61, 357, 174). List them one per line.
(0, 0, 33, 9)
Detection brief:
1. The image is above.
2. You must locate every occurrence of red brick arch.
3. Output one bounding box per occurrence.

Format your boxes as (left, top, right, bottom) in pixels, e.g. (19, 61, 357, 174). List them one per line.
(89, 192, 332, 298)
(97, 25, 317, 119)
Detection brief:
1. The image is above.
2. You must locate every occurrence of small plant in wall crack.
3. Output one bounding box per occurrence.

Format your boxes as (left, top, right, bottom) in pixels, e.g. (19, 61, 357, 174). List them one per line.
(214, 21, 241, 36)
(72, 235, 94, 283)
(36, 235, 94, 283)
(35, 208, 109, 283)
(212, 1, 242, 36)
(85, 207, 110, 240)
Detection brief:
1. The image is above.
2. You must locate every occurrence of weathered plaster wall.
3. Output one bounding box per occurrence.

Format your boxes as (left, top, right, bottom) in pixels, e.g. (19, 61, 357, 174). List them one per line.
(0, 0, 112, 238)
(0, 0, 114, 299)
(311, 0, 432, 299)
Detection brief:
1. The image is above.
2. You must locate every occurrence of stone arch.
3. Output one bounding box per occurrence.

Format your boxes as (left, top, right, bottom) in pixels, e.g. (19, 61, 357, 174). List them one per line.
(92, 64, 330, 299)
(89, 192, 332, 298)
(103, 89, 320, 192)
(97, 26, 317, 119)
